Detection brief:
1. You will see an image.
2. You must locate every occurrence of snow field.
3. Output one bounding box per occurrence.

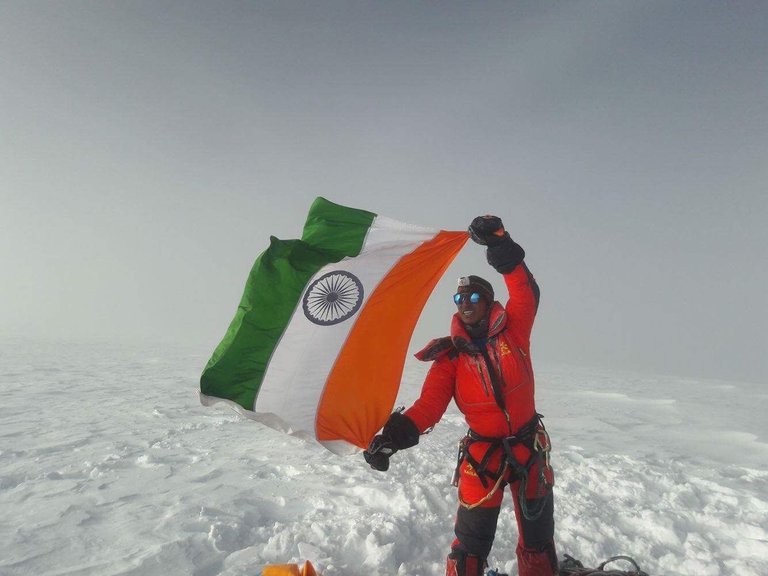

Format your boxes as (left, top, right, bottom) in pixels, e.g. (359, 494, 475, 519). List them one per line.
(1, 340, 766, 575)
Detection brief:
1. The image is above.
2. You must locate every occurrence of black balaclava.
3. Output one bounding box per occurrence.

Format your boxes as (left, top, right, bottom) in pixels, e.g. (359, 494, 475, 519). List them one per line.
(457, 275, 494, 339)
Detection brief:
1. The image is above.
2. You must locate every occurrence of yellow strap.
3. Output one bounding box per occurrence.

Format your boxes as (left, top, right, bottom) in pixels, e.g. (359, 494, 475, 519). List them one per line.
(457, 462, 508, 510)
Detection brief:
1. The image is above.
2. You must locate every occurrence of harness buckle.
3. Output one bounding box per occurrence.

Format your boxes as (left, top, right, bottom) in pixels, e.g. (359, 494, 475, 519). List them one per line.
(452, 435, 470, 487)
(534, 429, 551, 469)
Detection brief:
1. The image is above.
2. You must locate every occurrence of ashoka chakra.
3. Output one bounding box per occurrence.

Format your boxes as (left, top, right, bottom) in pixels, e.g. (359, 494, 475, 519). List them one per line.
(302, 271, 364, 326)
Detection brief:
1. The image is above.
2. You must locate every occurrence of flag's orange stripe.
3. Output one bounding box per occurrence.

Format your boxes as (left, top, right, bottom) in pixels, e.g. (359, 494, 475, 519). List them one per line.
(315, 231, 469, 448)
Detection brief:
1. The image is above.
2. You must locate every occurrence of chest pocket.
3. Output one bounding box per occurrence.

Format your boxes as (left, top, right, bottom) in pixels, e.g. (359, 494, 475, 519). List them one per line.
(454, 356, 497, 408)
(494, 336, 529, 395)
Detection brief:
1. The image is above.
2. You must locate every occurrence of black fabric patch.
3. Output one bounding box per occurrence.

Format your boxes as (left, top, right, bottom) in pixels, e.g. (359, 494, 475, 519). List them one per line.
(518, 492, 555, 548)
(454, 505, 501, 558)
(521, 263, 541, 311)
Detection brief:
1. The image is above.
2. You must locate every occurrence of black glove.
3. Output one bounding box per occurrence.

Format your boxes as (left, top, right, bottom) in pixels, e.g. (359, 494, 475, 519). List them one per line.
(363, 411, 420, 472)
(470, 215, 526, 274)
(469, 215, 507, 246)
(363, 434, 396, 471)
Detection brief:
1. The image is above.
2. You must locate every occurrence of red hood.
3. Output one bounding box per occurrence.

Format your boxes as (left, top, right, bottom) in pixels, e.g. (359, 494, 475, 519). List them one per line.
(450, 301, 507, 345)
(414, 301, 508, 362)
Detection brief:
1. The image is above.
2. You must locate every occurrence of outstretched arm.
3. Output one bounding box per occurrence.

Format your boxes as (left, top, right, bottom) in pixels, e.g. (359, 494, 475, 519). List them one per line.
(364, 356, 456, 471)
(404, 356, 457, 433)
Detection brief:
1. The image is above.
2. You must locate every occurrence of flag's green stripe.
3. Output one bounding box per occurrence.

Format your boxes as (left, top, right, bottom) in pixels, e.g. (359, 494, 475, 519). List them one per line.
(301, 195, 377, 256)
(200, 197, 376, 410)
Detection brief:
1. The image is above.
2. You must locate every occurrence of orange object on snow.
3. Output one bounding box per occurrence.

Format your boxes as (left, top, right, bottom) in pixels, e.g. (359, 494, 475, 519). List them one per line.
(262, 560, 318, 576)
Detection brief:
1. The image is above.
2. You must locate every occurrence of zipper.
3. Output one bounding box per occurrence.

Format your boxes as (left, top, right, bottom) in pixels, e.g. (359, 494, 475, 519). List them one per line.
(518, 346, 533, 383)
(489, 341, 504, 388)
(473, 356, 491, 397)
(478, 345, 513, 435)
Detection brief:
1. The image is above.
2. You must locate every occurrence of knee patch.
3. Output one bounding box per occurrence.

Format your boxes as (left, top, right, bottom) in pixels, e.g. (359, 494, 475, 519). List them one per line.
(519, 492, 554, 549)
(454, 505, 500, 559)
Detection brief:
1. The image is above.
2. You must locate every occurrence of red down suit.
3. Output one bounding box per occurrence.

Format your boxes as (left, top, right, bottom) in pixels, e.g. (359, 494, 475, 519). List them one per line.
(404, 262, 557, 575)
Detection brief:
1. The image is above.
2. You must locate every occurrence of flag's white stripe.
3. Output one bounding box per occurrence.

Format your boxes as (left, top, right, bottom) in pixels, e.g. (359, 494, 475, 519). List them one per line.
(254, 216, 438, 431)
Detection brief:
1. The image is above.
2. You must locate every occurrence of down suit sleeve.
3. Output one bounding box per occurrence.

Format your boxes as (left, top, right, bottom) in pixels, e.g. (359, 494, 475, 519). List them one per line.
(403, 355, 456, 433)
(502, 262, 540, 347)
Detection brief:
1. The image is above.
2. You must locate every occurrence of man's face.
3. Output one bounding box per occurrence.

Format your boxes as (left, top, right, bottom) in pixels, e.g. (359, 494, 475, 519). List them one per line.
(455, 288, 489, 326)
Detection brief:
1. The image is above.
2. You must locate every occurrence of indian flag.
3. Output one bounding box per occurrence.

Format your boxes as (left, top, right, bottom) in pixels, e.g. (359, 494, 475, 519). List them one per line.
(200, 197, 468, 454)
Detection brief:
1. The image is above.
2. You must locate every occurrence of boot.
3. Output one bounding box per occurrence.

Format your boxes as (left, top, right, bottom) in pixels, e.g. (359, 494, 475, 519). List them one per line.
(516, 541, 558, 576)
(445, 550, 485, 576)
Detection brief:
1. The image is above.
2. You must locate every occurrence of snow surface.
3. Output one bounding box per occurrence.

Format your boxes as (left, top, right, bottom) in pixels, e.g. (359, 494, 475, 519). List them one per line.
(2, 339, 767, 576)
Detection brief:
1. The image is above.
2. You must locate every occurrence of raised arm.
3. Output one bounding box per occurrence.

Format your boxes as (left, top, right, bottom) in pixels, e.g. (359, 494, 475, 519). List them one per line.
(500, 262, 540, 345)
(469, 215, 540, 345)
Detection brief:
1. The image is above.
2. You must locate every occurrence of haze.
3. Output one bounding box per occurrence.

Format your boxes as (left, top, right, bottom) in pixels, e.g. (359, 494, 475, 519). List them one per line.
(1, 2, 766, 385)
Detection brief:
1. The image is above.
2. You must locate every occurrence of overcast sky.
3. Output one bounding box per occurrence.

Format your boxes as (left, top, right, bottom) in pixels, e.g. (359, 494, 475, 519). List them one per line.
(2, 1, 766, 385)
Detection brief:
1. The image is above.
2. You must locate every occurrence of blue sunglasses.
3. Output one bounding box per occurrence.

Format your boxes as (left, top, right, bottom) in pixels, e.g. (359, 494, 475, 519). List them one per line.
(454, 292, 482, 305)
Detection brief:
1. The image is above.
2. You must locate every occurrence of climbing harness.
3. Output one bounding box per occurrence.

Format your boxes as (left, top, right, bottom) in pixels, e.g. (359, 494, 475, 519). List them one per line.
(454, 413, 554, 520)
(454, 334, 554, 517)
